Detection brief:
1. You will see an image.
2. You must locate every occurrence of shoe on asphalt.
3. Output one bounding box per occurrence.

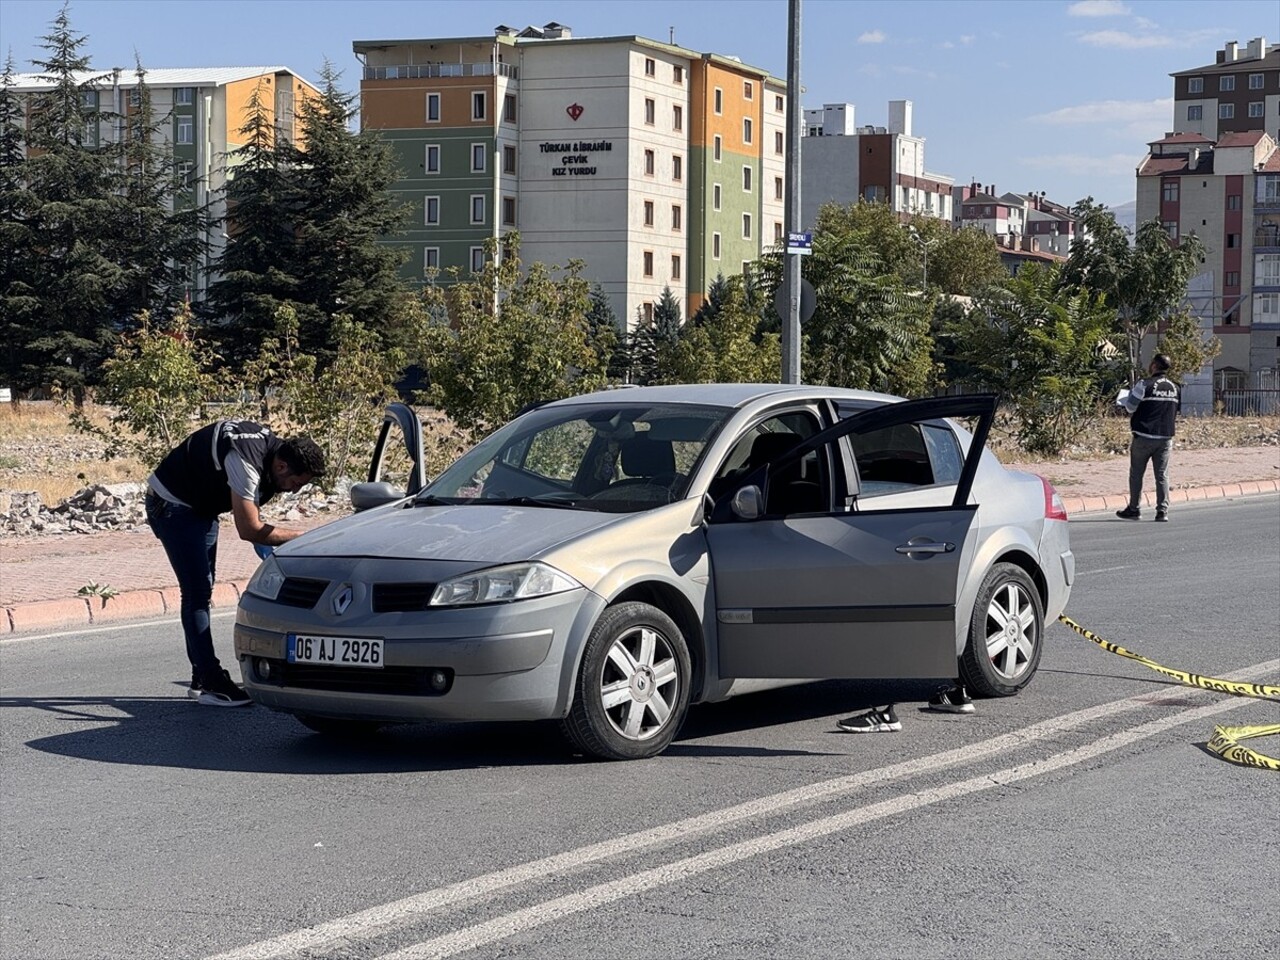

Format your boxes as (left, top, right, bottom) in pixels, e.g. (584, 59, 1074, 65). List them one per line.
(836, 704, 901, 733)
(186, 671, 203, 700)
(195, 668, 251, 707)
(927, 686, 976, 714)
(1155, 510, 1168, 522)
(1115, 506, 1141, 520)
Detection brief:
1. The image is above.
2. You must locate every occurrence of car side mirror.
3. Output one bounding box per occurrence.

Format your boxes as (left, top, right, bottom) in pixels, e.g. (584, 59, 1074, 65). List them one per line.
(730, 485, 763, 521)
(350, 481, 407, 512)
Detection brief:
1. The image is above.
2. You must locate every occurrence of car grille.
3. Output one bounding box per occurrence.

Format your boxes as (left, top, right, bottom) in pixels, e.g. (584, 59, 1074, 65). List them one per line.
(372, 582, 438, 612)
(254, 660, 453, 697)
(277, 577, 329, 608)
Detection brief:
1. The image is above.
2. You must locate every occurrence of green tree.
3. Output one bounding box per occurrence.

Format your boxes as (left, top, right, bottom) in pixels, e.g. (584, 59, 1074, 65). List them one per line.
(632, 285, 683, 384)
(584, 284, 626, 381)
(941, 262, 1120, 455)
(928, 225, 1007, 296)
(1155, 308, 1222, 380)
(419, 238, 609, 436)
(0, 54, 37, 402)
(689, 272, 731, 327)
(668, 279, 781, 383)
(1060, 200, 1207, 380)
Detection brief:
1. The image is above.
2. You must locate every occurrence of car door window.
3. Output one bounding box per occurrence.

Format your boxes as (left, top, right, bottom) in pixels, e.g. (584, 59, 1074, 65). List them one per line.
(709, 411, 828, 514)
(922, 422, 964, 485)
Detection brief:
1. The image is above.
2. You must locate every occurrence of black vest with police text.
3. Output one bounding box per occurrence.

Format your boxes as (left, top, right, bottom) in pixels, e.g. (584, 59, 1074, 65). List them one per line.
(1129, 375, 1178, 439)
(152, 420, 284, 518)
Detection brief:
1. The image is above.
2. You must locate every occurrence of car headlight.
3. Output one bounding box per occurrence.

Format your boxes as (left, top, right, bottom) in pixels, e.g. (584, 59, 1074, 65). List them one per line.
(430, 562, 581, 607)
(245, 555, 286, 601)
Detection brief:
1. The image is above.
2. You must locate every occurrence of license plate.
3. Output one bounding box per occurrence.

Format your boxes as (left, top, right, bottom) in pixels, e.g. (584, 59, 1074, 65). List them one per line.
(286, 634, 384, 669)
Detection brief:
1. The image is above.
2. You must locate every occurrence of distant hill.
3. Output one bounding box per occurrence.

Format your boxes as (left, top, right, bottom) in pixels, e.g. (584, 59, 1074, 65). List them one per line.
(1107, 200, 1137, 235)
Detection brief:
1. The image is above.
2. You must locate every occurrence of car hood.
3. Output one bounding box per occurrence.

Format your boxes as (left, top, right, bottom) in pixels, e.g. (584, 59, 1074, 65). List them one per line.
(279, 503, 624, 563)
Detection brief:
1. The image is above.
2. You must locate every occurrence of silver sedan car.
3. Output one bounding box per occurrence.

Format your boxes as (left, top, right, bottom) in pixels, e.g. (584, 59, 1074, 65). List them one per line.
(235, 384, 1073, 760)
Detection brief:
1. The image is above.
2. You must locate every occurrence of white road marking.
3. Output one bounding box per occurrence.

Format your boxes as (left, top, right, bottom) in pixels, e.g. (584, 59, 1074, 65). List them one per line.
(206, 658, 1278, 960)
(380, 693, 1258, 960)
(0, 610, 236, 645)
(1072, 565, 1132, 577)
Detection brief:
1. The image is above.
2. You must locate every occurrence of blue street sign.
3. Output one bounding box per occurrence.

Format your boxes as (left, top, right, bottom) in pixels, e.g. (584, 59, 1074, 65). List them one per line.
(786, 231, 813, 255)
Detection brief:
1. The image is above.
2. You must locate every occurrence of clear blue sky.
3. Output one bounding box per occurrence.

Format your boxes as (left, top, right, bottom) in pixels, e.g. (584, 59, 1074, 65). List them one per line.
(3, 0, 1278, 208)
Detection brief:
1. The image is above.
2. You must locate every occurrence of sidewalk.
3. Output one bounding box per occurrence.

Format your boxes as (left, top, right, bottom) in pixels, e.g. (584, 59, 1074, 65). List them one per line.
(2, 447, 1277, 634)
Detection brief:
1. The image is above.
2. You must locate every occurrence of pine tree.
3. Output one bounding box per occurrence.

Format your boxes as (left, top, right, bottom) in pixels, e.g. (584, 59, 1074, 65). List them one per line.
(629, 286, 683, 384)
(0, 55, 36, 400)
(690, 272, 730, 328)
(584, 284, 626, 381)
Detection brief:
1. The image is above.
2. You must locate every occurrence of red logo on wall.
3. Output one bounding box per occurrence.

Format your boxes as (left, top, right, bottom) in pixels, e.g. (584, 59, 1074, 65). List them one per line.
(566, 102, 584, 121)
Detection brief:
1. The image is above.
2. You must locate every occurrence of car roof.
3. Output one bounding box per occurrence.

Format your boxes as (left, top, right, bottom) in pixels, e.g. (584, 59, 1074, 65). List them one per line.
(543, 383, 905, 411)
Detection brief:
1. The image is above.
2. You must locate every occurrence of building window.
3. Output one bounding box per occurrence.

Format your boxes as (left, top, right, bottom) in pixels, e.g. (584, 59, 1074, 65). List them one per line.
(1226, 271, 1240, 287)
(1162, 221, 1178, 241)
(673, 104, 683, 131)
(426, 92, 441, 122)
(714, 87, 723, 114)
(425, 144, 441, 173)
(671, 254, 681, 280)
(645, 98, 655, 125)
(775, 130, 784, 155)
(674, 64, 684, 84)
(470, 247, 486, 273)
(1250, 73, 1265, 89)
(1219, 104, 1235, 120)
(742, 213, 752, 239)
(1250, 102, 1265, 118)
(713, 135, 722, 161)
(1227, 194, 1242, 210)
(503, 94, 517, 123)
(471, 143, 486, 173)
(643, 250, 654, 277)
(641, 302, 654, 324)
(713, 183, 722, 210)
(1258, 253, 1280, 285)
(1226, 233, 1240, 248)
(743, 117, 753, 143)
(743, 80, 753, 100)
(1219, 75, 1235, 92)
(129, 89, 141, 107)
(424, 196, 440, 225)
(175, 87, 194, 106)
(713, 232, 721, 259)
(645, 57, 656, 77)
(472, 91, 487, 120)
(470, 194, 485, 224)
(1187, 105, 1202, 121)
(81, 89, 97, 109)
(775, 94, 784, 112)
(424, 247, 440, 271)
(1187, 77, 1203, 94)
(644, 200, 654, 226)
(671, 204, 682, 230)
(503, 144, 517, 174)
(774, 221, 783, 242)
(774, 176, 783, 201)
(644, 149, 655, 176)
(1258, 293, 1280, 317)
(176, 116, 193, 144)
(742, 166, 752, 192)
(502, 196, 516, 226)
(1265, 176, 1280, 202)
(1162, 180, 1179, 203)
(673, 154, 683, 181)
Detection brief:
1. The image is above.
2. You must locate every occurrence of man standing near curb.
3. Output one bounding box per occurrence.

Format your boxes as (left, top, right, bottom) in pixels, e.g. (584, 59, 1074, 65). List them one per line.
(145, 420, 326, 706)
(1116, 353, 1179, 523)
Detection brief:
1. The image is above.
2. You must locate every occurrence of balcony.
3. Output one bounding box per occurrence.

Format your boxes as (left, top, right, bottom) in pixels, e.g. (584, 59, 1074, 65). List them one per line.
(363, 62, 517, 80)
(1255, 227, 1280, 250)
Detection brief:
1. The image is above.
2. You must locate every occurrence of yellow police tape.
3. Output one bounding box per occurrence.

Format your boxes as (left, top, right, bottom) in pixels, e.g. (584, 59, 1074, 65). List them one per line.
(1057, 615, 1280, 771)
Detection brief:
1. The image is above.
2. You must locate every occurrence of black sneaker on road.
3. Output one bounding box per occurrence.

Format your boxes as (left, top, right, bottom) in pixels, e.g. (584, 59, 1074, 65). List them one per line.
(196, 668, 251, 707)
(836, 705, 901, 733)
(1155, 510, 1168, 522)
(927, 686, 975, 714)
(1116, 506, 1141, 520)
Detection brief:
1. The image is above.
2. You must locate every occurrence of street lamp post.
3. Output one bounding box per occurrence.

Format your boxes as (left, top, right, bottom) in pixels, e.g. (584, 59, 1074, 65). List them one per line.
(907, 226, 935, 292)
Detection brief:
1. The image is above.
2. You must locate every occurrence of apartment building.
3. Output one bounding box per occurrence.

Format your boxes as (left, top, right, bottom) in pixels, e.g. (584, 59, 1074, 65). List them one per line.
(9, 66, 321, 299)
(1171, 37, 1279, 143)
(800, 99, 954, 227)
(354, 23, 785, 325)
(1136, 130, 1280, 380)
(955, 183, 1078, 259)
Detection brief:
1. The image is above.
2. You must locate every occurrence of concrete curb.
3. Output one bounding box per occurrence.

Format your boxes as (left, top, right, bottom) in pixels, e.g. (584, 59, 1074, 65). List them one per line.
(3, 481, 1277, 636)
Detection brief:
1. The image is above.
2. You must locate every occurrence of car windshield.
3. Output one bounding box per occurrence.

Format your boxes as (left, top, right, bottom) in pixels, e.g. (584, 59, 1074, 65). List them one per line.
(420, 401, 732, 513)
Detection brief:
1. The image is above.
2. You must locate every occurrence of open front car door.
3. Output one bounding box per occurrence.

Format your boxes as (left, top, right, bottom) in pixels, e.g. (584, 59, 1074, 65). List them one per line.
(707, 394, 997, 680)
(349, 402, 426, 511)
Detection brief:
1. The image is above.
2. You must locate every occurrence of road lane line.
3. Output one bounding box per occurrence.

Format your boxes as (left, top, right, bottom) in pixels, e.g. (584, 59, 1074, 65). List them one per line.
(381, 693, 1258, 960)
(0, 610, 236, 645)
(206, 658, 1278, 960)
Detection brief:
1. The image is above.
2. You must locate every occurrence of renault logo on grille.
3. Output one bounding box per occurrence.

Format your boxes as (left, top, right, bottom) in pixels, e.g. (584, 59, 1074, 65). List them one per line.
(332, 584, 354, 616)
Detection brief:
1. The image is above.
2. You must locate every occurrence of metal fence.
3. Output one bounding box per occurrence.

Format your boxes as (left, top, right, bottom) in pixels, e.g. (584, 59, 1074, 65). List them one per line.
(1214, 388, 1280, 415)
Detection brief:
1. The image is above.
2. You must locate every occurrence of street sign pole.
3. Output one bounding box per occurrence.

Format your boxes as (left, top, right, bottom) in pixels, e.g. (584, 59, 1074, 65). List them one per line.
(782, 0, 802, 385)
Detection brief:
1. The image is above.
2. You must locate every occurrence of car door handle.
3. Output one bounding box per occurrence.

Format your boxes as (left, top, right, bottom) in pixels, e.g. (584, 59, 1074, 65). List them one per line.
(895, 540, 955, 555)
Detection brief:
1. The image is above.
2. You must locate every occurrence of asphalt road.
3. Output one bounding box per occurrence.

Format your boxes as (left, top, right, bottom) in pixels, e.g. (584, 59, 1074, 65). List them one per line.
(3, 496, 1278, 960)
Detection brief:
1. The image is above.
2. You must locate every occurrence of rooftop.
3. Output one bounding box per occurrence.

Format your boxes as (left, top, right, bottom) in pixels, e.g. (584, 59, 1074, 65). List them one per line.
(9, 66, 310, 91)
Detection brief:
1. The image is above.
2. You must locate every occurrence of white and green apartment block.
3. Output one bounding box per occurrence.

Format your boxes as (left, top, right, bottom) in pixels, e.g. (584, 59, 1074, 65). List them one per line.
(10, 66, 321, 299)
(354, 22, 787, 326)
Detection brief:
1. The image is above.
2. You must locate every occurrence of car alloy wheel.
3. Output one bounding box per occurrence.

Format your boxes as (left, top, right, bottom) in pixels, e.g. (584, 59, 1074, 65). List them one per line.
(960, 562, 1044, 698)
(563, 601, 692, 761)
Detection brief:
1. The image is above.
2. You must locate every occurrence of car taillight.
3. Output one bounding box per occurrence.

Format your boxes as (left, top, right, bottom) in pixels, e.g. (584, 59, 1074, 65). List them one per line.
(1039, 475, 1068, 521)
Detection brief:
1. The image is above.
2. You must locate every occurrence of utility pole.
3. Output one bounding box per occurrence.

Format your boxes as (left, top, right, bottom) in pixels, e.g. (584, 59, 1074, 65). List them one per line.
(782, 0, 802, 384)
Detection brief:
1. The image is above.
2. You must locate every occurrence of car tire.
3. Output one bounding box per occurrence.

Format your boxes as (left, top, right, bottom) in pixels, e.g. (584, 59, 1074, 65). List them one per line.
(959, 562, 1044, 698)
(296, 714, 384, 738)
(561, 601, 692, 761)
